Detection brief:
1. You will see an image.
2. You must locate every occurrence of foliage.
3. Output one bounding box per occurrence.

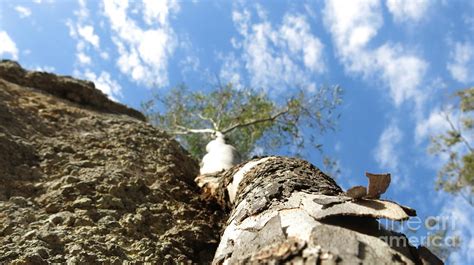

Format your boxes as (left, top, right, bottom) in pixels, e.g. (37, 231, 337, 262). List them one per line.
(429, 87, 474, 205)
(425, 225, 461, 262)
(142, 83, 342, 161)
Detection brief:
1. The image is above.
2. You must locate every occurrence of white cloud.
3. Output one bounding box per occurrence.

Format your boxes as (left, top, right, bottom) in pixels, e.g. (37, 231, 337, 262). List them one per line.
(66, 0, 101, 67)
(415, 108, 451, 144)
(374, 122, 403, 172)
(84, 70, 122, 100)
(0, 31, 19, 60)
(375, 44, 427, 106)
(33, 65, 55, 72)
(447, 41, 474, 84)
(77, 25, 100, 48)
(232, 9, 251, 36)
(15, 6, 32, 18)
(75, 0, 89, 19)
(142, 0, 179, 25)
(280, 15, 325, 73)
(386, 0, 430, 23)
(100, 51, 109, 60)
(415, 106, 471, 169)
(102, 0, 179, 87)
(231, 7, 325, 91)
(323, 0, 382, 58)
(77, 52, 92, 65)
(439, 195, 474, 264)
(219, 53, 243, 89)
(179, 55, 200, 77)
(373, 121, 413, 189)
(322, 0, 427, 107)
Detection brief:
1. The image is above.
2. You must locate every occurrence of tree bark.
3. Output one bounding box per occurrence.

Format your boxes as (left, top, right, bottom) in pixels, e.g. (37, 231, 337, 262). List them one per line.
(197, 156, 443, 264)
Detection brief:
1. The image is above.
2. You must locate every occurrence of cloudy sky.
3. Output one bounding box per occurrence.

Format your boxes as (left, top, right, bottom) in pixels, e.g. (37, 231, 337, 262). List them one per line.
(1, 0, 473, 263)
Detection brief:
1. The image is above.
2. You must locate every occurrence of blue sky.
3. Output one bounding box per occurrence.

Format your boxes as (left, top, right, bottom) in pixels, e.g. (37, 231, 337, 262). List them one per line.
(1, 0, 473, 263)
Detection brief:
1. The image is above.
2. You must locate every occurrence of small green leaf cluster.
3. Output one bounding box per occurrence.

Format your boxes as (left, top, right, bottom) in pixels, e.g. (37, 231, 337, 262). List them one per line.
(429, 87, 473, 204)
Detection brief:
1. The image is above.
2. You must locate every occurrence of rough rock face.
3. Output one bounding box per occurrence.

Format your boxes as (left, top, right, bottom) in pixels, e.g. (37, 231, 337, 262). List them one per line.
(0, 60, 145, 121)
(0, 61, 224, 264)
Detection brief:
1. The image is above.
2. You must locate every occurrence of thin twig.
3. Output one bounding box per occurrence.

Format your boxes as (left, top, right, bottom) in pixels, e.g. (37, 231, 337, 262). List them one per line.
(459, 189, 474, 207)
(443, 110, 473, 152)
(222, 107, 290, 134)
(196, 113, 219, 131)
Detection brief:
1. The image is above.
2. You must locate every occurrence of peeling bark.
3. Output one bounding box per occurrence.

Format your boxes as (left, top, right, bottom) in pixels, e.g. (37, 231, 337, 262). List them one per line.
(197, 156, 443, 264)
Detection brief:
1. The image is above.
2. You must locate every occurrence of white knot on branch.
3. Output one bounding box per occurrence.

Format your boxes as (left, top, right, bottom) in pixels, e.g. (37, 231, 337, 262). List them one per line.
(199, 131, 241, 175)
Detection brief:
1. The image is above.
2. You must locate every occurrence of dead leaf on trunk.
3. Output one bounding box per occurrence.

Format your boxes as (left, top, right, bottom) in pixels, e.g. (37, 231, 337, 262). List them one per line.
(345, 186, 367, 199)
(365, 172, 391, 199)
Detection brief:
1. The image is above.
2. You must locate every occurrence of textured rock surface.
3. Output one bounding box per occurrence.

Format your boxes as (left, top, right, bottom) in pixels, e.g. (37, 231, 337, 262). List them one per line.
(0, 61, 224, 264)
(0, 60, 145, 121)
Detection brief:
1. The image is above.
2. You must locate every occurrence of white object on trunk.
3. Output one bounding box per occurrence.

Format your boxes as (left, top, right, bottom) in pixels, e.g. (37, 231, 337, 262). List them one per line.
(199, 132, 241, 175)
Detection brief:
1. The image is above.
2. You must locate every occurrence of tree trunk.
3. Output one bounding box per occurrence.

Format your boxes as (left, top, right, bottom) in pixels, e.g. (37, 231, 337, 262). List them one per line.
(197, 156, 443, 264)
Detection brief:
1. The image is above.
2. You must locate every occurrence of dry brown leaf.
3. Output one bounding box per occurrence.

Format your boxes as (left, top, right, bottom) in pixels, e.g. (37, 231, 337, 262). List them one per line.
(345, 186, 367, 199)
(365, 172, 391, 199)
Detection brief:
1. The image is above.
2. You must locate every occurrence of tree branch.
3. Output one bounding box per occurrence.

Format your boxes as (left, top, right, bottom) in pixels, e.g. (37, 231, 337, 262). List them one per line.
(443, 110, 473, 152)
(222, 107, 290, 134)
(171, 128, 216, 135)
(195, 113, 219, 131)
(171, 124, 215, 135)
